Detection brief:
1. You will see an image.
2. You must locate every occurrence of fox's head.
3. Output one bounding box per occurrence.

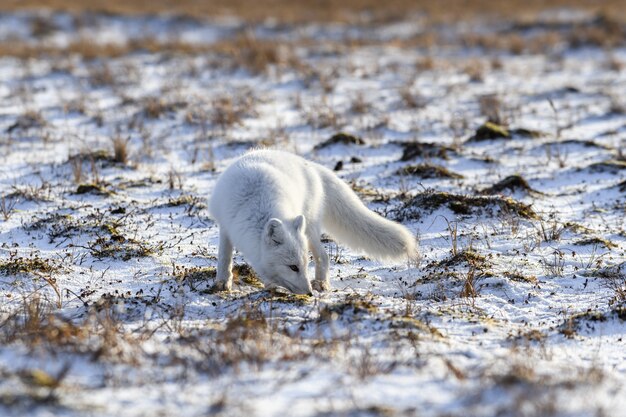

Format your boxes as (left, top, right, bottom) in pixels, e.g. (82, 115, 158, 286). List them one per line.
(259, 215, 312, 295)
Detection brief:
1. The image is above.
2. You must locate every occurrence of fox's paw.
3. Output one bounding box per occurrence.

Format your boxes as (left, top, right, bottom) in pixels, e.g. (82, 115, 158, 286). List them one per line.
(311, 279, 330, 292)
(212, 279, 232, 292)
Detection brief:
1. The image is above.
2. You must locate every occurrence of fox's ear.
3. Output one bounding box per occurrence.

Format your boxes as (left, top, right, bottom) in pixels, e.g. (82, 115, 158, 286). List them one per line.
(264, 218, 285, 245)
(293, 215, 306, 233)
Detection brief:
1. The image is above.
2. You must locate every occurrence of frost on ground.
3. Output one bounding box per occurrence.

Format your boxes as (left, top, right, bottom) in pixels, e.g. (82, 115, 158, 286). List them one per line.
(0, 9, 625, 417)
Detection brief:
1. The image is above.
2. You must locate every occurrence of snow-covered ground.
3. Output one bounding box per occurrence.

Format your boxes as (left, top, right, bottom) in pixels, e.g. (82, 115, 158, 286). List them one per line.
(0, 10, 625, 417)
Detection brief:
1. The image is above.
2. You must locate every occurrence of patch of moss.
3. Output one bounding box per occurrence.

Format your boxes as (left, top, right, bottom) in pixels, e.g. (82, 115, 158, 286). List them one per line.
(166, 194, 206, 208)
(315, 132, 365, 149)
(563, 222, 595, 235)
(434, 250, 490, 269)
(468, 122, 510, 142)
(264, 290, 312, 304)
(396, 163, 464, 179)
(233, 264, 264, 288)
(418, 270, 460, 286)
(88, 236, 157, 261)
(26, 212, 129, 244)
(0, 255, 59, 275)
(68, 150, 112, 164)
(481, 175, 541, 195)
(395, 191, 537, 221)
(574, 237, 617, 250)
(100, 223, 124, 241)
(319, 295, 378, 320)
(176, 265, 217, 291)
(75, 183, 111, 196)
(504, 271, 538, 284)
(396, 141, 453, 161)
(468, 123, 544, 142)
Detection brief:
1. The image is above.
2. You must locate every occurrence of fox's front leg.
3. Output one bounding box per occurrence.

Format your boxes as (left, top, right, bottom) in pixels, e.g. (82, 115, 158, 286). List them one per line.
(215, 230, 233, 291)
(308, 232, 330, 292)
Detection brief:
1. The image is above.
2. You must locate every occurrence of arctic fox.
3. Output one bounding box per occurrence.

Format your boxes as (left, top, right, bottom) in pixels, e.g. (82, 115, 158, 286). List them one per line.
(209, 150, 416, 294)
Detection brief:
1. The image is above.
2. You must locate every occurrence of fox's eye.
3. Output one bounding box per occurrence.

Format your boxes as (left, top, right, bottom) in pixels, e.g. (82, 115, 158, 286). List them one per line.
(288, 265, 299, 272)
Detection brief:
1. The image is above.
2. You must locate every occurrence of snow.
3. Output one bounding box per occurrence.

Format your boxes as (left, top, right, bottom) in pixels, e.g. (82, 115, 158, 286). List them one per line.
(0, 9, 625, 417)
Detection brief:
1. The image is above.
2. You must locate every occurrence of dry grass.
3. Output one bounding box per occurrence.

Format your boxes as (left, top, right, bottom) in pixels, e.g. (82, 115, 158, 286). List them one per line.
(0, 2, 624, 413)
(0, 34, 305, 79)
(111, 135, 129, 164)
(463, 59, 486, 83)
(597, 265, 626, 306)
(2, 0, 626, 23)
(211, 32, 302, 75)
(0, 8, 622, 68)
(0, 195, 18, 220)
(350, 93, 371, 114)
(462, 14, 626, 53)
(479, 94, 505, 125)
(0, 294, 142, 365)
(0, 38, 211, 61)
(140, 97, 180, 119)
(0, 253, 60, 276)
(400, 86, 426, 109)
(211, 94, 257, 130)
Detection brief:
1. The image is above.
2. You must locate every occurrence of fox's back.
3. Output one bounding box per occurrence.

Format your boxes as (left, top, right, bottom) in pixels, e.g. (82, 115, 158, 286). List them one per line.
(209, 150, 324, 229)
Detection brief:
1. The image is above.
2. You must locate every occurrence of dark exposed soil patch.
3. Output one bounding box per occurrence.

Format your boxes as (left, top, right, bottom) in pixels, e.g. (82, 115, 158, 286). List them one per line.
(588, 159, 626, 173)
(315, 132, 365, 149)
(394, 191, 537, 221)
(68, 150, 115, 165)
(431, 250, 490, 270)
(0, 255, 60, 275)
(75, 183, 112, 196)
(481, 175, 541, 195)
(467, 122, 544, 142)
(396, 163, 464, 179)
(558, 139, 613, 149)
(395, 141, 455, 161)
(573, 237, 617, 250)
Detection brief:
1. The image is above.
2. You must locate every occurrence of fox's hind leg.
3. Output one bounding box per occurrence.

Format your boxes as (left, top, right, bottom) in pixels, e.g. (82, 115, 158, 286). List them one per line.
(215, 230, 233, 291)
(308, 228, 330, 292)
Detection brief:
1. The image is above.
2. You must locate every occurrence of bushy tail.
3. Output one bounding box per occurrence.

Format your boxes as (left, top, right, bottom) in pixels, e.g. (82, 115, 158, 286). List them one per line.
(318, 166, 417, 262)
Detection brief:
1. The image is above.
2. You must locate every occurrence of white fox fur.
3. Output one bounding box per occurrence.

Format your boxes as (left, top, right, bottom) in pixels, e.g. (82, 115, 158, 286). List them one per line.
(209, 149, 417, 294)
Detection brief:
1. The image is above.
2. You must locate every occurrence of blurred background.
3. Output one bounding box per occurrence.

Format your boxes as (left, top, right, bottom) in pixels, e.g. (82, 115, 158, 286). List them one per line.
(2, 0, 626, 22)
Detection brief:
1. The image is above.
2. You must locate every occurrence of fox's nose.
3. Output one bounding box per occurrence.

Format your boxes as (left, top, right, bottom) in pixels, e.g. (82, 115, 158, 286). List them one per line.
(298, 286, 312, 296)
(300, 283, 313, 296)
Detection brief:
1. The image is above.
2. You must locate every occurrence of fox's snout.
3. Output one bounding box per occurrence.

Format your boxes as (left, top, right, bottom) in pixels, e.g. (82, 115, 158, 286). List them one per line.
(298, 281, 313, 296)
(285, 275, 313, 295)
